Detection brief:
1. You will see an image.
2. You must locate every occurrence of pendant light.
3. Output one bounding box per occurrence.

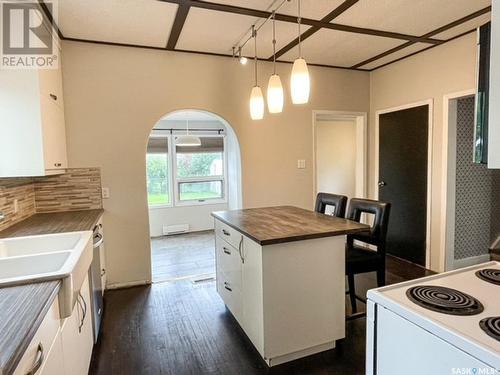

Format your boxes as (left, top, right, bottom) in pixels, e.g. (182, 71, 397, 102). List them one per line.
(249, 26, 264, 120)
(176, 120, 201, 146)
(290, 0, 310, 104)
(267, 12, 284, 113)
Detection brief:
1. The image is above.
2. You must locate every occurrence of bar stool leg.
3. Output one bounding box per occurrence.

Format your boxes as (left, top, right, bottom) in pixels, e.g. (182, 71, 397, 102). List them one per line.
(347, 273, 357, 313)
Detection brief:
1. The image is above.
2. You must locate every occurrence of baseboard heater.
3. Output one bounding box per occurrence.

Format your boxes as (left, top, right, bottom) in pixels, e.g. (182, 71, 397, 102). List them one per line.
(163, 224, 190, 235)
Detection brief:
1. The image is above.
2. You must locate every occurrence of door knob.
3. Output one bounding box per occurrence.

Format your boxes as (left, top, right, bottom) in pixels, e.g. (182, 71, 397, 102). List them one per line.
(378, 181, 387, 187)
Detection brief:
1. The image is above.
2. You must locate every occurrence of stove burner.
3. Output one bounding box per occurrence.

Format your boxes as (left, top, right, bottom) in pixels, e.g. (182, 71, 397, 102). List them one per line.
(476, 269, 500, 285)
(406, 286, 484, 315)
(480, 317, 500, 342)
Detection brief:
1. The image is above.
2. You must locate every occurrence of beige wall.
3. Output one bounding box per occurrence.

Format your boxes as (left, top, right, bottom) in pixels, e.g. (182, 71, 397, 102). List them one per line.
(369, 33, 477, 272)
(61, 41, 370, 287)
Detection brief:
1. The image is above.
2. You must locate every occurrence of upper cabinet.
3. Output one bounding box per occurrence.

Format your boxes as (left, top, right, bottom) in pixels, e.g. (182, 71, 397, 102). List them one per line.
(0, 62, 68, 177)
(488, 2, 500, 169)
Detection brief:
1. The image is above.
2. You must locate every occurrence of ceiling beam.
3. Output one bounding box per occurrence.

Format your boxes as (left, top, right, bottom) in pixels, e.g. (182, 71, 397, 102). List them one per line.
(271, 0, 359, 60)
(37, 0, 64, 40)
(166, 2, 190, 49)
(62, 36, 370, 71)
(369, 28, 477, 72)
(351, 5, 491, 69)
(158, 0, 443, 44)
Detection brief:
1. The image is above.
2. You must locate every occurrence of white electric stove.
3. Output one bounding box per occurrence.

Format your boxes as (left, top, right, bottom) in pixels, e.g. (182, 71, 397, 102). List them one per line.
(366, 261, 500, 375)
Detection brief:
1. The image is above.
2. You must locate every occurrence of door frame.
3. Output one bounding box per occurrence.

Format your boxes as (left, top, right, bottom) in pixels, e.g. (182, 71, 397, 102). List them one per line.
(312, 110, 368, 205)
(375, 99, 433, 269)
(441, 89, 476, 271)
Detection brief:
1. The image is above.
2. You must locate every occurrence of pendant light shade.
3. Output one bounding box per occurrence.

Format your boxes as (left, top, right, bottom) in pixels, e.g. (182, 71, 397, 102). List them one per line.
(267, 74, 283, 113)
(250, 86, 264, 120)
(176, 135, 201, 147)
(291, 57, 310, 104)
(249, 26, 264, 120)
(290, 0, 310, 105)
(267, 12, 283, 114)
(176, 120, 201, 146)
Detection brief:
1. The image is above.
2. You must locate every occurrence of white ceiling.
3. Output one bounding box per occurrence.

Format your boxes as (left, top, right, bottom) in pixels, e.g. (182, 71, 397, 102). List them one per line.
(59, 0, 178, 47)
(55, 0, 491, 70)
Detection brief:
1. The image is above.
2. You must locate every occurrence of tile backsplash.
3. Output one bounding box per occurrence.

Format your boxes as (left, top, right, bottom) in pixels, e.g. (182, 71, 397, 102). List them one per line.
(0, 181, 36, 232)
(35, 168, 102, 213)
(0, 168, 102, 232)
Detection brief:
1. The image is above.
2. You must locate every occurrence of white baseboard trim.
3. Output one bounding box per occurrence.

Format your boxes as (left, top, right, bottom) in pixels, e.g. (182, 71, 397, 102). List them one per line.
(106, 279, 151, 290)
(453, 254, 491, 269)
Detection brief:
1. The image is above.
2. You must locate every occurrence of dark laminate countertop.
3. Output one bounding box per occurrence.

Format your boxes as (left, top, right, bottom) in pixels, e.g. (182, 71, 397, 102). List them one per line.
(0, 209, 104, 238)
(211, 206, 369, 246)
(0, 209, 104, 375)
(0, 281, 61, 375)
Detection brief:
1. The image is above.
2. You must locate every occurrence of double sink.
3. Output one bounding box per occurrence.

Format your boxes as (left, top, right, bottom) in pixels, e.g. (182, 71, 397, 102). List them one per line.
(0, 231, 93, 318)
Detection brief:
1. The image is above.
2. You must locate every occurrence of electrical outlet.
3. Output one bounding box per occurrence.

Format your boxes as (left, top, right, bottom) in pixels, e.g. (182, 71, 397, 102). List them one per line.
(102, 187, 110, 199)
(13, 199, 19, 214)
(297, 159, 306, 169)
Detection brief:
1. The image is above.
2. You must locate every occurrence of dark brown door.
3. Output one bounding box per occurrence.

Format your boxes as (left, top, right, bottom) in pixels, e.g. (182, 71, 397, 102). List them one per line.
(379, 105, 429, 266)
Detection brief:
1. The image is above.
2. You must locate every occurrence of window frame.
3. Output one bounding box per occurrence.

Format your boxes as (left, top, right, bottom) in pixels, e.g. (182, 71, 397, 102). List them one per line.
(146, 136, 174, 209)
(173, 134, 227, 207)
(147, 133, 228, 208)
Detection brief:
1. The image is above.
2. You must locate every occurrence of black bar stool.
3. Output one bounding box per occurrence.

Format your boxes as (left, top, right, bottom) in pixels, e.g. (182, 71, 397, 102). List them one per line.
(314, 193, 348, 218)
(345, 198, 391, 314)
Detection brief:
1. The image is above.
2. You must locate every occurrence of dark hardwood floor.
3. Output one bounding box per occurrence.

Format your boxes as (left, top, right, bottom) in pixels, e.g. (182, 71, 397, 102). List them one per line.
(90, 254, 432, 375)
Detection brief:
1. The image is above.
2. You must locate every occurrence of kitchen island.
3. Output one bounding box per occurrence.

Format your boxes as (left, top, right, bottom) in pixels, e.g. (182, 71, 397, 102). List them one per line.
(211, 206, 369, 366)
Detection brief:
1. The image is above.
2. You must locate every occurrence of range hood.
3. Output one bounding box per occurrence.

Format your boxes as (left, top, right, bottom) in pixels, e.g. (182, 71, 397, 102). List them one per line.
(473, 22, 491, 164)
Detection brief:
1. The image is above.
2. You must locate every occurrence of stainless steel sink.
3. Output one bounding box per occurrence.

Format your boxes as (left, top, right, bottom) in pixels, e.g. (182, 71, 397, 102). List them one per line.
(0, 231, 93, 317)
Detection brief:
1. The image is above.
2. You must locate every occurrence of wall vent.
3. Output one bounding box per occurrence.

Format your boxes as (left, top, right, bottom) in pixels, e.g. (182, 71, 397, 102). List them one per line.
(163, 224, 189, 235)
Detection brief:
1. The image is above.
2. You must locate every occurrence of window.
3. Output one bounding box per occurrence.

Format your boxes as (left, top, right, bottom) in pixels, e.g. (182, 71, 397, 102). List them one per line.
(146, 133, 226, 207)
(146, 136, 170, 206)
(175, 136, 225, 203)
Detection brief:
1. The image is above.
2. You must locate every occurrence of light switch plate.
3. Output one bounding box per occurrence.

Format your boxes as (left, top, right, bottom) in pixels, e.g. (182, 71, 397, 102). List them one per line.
(102, 187, 110, 199)
(297, 159, 306, 169)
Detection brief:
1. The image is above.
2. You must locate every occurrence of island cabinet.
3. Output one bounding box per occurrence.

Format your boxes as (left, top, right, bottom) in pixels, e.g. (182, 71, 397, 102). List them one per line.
(212, 206, 369, 367)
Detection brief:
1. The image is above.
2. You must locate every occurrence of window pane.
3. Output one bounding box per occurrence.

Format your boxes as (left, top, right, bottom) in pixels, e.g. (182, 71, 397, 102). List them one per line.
(176, 152, 223, 178)
(146, 153, 170, 205)
(179, 181, 223, 201)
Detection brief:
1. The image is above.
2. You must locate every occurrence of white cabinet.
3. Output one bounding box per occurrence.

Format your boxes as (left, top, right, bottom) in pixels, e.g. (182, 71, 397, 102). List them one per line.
(0, 63, 68, 177)
(60, 274, 94, 375)
(489, 1, 500, 168)
(13, 297, 61, 375)
(214, 218, 346, 367)
(14, 274, 94, 375)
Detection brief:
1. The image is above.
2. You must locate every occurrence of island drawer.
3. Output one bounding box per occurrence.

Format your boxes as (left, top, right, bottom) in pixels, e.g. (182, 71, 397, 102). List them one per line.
(215, 238, 241, 276)
(217, 269, 242, 322)
(215, 220, 243, 250)
(14, 297, 60, 375)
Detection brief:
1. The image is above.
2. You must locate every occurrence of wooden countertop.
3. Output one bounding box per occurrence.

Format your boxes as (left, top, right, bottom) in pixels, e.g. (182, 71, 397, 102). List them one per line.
(0, 281, 61, 375)
(212, 206, 369, 245)
(0, 209, 104, 238)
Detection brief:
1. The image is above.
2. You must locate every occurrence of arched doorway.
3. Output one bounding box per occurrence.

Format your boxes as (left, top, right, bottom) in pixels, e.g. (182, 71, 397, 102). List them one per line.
(145, 109, 241, 282)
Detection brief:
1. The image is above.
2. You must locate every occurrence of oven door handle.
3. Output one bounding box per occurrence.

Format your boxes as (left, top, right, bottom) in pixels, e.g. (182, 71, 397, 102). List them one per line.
(93, 233, 104, 248)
